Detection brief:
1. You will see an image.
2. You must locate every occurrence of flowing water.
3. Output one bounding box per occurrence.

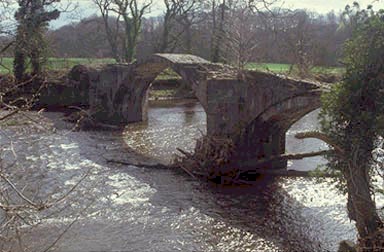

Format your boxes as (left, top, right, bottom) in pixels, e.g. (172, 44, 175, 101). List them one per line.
(2, 99, 383, 252)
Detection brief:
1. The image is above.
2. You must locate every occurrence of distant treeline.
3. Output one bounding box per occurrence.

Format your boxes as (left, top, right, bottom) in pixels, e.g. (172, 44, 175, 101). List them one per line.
(0, 7, 351, 67)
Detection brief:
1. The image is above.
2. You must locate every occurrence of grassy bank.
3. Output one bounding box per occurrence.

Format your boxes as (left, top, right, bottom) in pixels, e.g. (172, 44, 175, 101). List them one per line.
(246, 63, 344, 75)
(0, 57, 116, 74)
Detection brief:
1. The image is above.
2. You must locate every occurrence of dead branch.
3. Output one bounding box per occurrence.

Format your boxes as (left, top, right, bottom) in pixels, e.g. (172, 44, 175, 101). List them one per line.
(104, 157, 170, 170)
(0, 110, 19, 121)
(295, 131, 345, 155)
(245, 168, 337, 177)
(239, 150, 332, 170)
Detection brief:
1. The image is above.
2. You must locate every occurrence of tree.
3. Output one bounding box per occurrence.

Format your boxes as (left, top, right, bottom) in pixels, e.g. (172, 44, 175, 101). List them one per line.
(224, 1, 259, 69)
(13, 0, 60, 82)
(210, 0, 226, 62)
(93, 0, 152, 63)
(302, 5, 384, 248)
(174, 0, 202, 53)
(284, 10, 316, 77)
(113, 0, 152, 63)
(93, 0, 123, 62)
(157, 0, 186, 53)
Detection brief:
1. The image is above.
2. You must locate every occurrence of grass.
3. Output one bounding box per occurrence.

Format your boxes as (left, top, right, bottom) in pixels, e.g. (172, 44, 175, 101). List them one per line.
(0, 57, 116, 74)
(246, 63, 344, 75)
(155, 67, 181, 80)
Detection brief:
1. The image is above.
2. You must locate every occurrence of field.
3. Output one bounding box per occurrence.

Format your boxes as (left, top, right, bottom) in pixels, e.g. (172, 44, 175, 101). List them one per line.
(0, 57, 344, 78)
(246, 63, 344, 75)
(0, 58, 116, 74)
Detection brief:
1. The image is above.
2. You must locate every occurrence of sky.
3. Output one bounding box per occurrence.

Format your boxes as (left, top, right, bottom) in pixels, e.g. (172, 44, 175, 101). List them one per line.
(47, 0, 384, 29)
(281, 0, 382, 13)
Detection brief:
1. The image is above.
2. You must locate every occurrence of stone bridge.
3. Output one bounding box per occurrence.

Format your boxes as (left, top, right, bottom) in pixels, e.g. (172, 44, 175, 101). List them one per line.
(89, 53, 327, 168)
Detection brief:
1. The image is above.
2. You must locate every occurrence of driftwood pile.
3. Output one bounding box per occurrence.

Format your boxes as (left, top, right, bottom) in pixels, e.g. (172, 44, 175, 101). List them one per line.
(173, 134, 335, 183)
(173, 135, 242, 184)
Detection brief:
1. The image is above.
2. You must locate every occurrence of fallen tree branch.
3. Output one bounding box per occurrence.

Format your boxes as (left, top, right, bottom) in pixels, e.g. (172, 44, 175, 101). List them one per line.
(104, 157, 170, 170)
(245, 168, 337, 177)
(0, 110, 19, 121)
(239, 150, 332, 170)
(178, 163, 197, 179)
(295, 131, 344, 154)
(176, 148, 194, 159)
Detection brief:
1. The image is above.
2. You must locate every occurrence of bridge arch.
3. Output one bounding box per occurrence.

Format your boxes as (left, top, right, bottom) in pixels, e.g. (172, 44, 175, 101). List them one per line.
(256, 91, 322, 132)
(234, 91, 323, 168)
(89, 54, 216, 125)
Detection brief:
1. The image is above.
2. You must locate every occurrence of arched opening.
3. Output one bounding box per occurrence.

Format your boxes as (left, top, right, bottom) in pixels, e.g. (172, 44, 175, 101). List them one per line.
(122, 66, 207, 164)
(285, 109, 328, 171)
(235, 93, 323, 171)
(148, 68, 195, 102)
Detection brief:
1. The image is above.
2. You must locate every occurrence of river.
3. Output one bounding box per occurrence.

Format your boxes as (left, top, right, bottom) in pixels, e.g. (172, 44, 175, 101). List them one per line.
(3, 99, 382, 252)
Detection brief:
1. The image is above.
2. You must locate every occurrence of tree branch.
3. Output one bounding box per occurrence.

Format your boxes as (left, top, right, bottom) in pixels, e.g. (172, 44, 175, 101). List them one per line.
(295, 131, 345, 155)
(239, 149, 332, 171)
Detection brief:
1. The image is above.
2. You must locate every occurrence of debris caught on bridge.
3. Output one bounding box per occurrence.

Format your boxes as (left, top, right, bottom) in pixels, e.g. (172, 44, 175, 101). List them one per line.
(173, 134, 337, 184)
(173, 135, 240, 184)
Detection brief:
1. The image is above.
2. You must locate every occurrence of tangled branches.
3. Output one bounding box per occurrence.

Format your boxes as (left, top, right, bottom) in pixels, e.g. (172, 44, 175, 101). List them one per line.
(173, 135, 239, 184)
(0, 76, 89, 251)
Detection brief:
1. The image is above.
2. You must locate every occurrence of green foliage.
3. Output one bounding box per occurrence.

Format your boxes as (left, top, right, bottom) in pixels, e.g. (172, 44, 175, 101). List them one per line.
(13, 0, 60, 81)
(319, 8, 384, 192)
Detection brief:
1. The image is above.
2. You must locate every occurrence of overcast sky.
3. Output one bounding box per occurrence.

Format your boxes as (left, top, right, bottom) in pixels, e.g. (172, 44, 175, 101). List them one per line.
(282, 0, 381, 13)
(49, 0, 383, 29)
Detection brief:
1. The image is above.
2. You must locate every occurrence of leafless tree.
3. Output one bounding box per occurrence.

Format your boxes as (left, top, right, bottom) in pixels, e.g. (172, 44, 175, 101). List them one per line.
(157, 0, 181, 52)
(155, 0, 201, 53)
(224, 1, 259, 69)
(93, 0, 122, 62)
(93, 0, 152, 63)
(210, 0, 226, 62)
(113, 0, 152, 63)
(210, 0, 280, 63)
(174, 0, 203, 53)
(0, 76, 92, 251)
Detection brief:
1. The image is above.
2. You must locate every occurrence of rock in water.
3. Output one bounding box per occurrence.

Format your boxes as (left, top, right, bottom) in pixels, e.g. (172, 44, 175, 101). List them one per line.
(338, 240, 357, 252)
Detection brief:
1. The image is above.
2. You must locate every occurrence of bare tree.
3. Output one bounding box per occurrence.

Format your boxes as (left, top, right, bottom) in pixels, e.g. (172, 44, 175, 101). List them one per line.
(210, 0, 279, 63)
(157, 0, 181, 52)
(175, 0, 202, 53)
(93, 0, 152, 63)
(224, 1, 259, 69)
(113, 0, 152, 63)
(93, 0, 122, 62)
(0, 74, 91, 251)
(210, 0, 226, 62)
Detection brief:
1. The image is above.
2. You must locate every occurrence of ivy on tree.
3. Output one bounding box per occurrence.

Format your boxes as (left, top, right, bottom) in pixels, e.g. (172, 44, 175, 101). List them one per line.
(319, 5, 384, 244)
(13, 0, 60, 82)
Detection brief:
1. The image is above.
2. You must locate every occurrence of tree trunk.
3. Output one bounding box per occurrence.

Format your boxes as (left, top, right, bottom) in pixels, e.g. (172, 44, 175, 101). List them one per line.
(211, 0, 219, 62)
(345, 161, 382, 238)
(184, 20, 192, 54)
